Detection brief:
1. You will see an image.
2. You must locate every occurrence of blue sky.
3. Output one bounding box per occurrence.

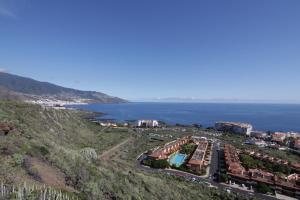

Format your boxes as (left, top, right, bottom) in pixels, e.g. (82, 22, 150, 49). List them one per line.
(0, 0, 300, 102)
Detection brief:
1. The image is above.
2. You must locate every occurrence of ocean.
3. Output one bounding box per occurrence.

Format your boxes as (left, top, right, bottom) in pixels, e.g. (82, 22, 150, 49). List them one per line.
(68, 102, 300, 132)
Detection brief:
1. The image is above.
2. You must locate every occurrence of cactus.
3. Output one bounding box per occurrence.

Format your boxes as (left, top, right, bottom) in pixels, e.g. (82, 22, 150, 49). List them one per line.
(79, 147, 98, 162)
(0, 181, 78, 200)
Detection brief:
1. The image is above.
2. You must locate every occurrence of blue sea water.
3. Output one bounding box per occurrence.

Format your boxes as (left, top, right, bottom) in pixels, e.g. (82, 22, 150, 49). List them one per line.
(69, 102, 300, 132)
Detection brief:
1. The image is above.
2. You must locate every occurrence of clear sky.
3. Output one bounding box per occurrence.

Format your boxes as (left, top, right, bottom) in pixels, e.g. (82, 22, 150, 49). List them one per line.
(0, 0, 300, 102)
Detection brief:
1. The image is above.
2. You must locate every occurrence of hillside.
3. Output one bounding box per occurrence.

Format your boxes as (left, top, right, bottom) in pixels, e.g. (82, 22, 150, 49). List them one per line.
(0, 72, 127, 103)
(0, 86, 25, 101)
(0, 100, 251, 200)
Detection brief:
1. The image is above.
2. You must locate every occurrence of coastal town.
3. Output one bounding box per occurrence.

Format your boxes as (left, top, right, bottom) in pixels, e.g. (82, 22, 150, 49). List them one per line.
(115, 119, 300, 200)
(4, 94, 300, 200)
(19, 97, 300, 200)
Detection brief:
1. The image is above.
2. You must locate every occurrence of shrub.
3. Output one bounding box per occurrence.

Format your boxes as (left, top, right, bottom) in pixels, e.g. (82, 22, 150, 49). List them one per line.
(256, 183, 272, 194)
(220, 173, 228, 183)
(12, 153, 23, 166)
(180, 144, 197, 155)
(39, 146, 50, 156)
(150, 159, 170, 169)
(80, 147, 98, 162)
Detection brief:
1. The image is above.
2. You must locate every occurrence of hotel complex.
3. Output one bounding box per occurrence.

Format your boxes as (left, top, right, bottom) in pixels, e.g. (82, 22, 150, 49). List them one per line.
(224, 144, 300, 198)
(148, 137, 189, 160)
(215, 121, 253, 136)
(140, 119, 300, 198)
(137, 120, 159, 128)
(148, 136, 210, 173)
(186, 140, 209, 172)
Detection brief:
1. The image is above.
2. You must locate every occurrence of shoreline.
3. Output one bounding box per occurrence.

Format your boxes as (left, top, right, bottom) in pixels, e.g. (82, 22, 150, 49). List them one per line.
(67, 103, 300, 133)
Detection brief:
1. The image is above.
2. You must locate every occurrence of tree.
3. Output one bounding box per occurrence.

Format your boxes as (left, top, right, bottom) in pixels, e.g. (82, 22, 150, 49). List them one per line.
(220, 173, 228, 183)
(180, 144, 197, 155)
(151, 159, 170, 169)
(256, 183, 272, 194)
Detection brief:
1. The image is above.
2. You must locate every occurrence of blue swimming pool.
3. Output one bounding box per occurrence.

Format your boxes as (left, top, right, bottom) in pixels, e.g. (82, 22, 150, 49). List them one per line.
(168, 153, 187, 167)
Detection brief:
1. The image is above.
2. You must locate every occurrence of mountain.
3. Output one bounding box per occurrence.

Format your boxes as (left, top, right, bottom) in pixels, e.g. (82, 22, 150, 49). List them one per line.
(0, 86, 25, 101)
(0, 72, 127, 103)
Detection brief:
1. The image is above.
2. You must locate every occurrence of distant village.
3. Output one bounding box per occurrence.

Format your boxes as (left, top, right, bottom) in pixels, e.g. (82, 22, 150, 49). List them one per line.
(26, 97, 88, 109)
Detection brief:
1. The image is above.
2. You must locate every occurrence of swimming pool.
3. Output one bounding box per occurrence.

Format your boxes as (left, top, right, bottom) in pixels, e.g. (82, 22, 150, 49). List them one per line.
(168, 152, 187, 167)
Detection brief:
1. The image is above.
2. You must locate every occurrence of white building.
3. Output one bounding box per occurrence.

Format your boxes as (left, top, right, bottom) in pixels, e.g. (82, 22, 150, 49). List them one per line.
(245, 138, 267, 147)
(250, 131, 268, 139)
(137, 120, 159, 128)
(215, 121, 253, 136)
(287, 132, 300, 138)
(100, 122, 117, 127)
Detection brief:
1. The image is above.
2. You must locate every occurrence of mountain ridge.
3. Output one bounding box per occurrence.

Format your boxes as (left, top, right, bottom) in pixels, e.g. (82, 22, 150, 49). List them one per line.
(0, 72, 127, 103)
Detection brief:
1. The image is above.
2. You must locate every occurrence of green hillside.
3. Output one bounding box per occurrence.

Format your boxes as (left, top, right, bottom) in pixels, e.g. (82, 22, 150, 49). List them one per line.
(0, 101, 252, 200)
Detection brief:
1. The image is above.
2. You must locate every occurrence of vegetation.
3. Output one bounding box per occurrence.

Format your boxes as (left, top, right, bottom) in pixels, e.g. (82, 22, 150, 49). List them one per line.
(239, 154, 264, 170)
(0, 182, 77, 200)
(180, 143, 197, 155)
(256, 183, 272, 194)
(239, 154, 291, 175)
(220, 173, 228, 183)
(0, 100, 253, 200)
(150, 159, 170, 169)
(143, 158, 170, 169)
(220, 133, 300, 163)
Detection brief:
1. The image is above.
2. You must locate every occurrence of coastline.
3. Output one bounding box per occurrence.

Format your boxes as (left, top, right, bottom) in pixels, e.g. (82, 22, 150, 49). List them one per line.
(66, 102, 300, 132)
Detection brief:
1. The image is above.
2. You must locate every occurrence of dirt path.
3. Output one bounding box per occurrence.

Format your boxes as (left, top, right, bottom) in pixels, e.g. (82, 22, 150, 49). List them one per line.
(99, 137, 134, 160)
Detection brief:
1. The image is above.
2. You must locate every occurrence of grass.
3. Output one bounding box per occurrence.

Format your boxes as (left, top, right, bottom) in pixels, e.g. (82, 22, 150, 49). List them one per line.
(0, 100, 254, 200)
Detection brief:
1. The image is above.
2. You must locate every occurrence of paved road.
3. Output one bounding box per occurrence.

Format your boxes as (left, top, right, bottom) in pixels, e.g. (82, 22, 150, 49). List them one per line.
(209, 141, 219, 179)
(136, 152, 277, 200)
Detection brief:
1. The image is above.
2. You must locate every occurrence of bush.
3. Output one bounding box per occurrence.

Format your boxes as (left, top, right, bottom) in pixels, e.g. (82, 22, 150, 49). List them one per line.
(12, 153, 23, 166)
(80, 147, 98, 162)
(180, 144, 197, 155)
(39, 146, 49, 156)
(239, 154, 262, 170)
(220, 173, 228, 183)
(256, 183, 272, 194)
(150, 159, 170, 169)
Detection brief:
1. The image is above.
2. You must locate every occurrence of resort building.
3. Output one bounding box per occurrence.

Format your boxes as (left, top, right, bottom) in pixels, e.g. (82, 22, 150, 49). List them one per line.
(137, 120, 159, 128)
(215, 122, 253, 136)
(148, 137, 189, 160)
(224, 144, 245, 175)
(224, 144, 300, 198)
(244, 150, 289, 165)
(271, 132, 287, 143)
(250, 131, 268, 139)
(245, 138, 267, 147)
(186, 140, 208, 172)
(288, 132, 300, 139)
